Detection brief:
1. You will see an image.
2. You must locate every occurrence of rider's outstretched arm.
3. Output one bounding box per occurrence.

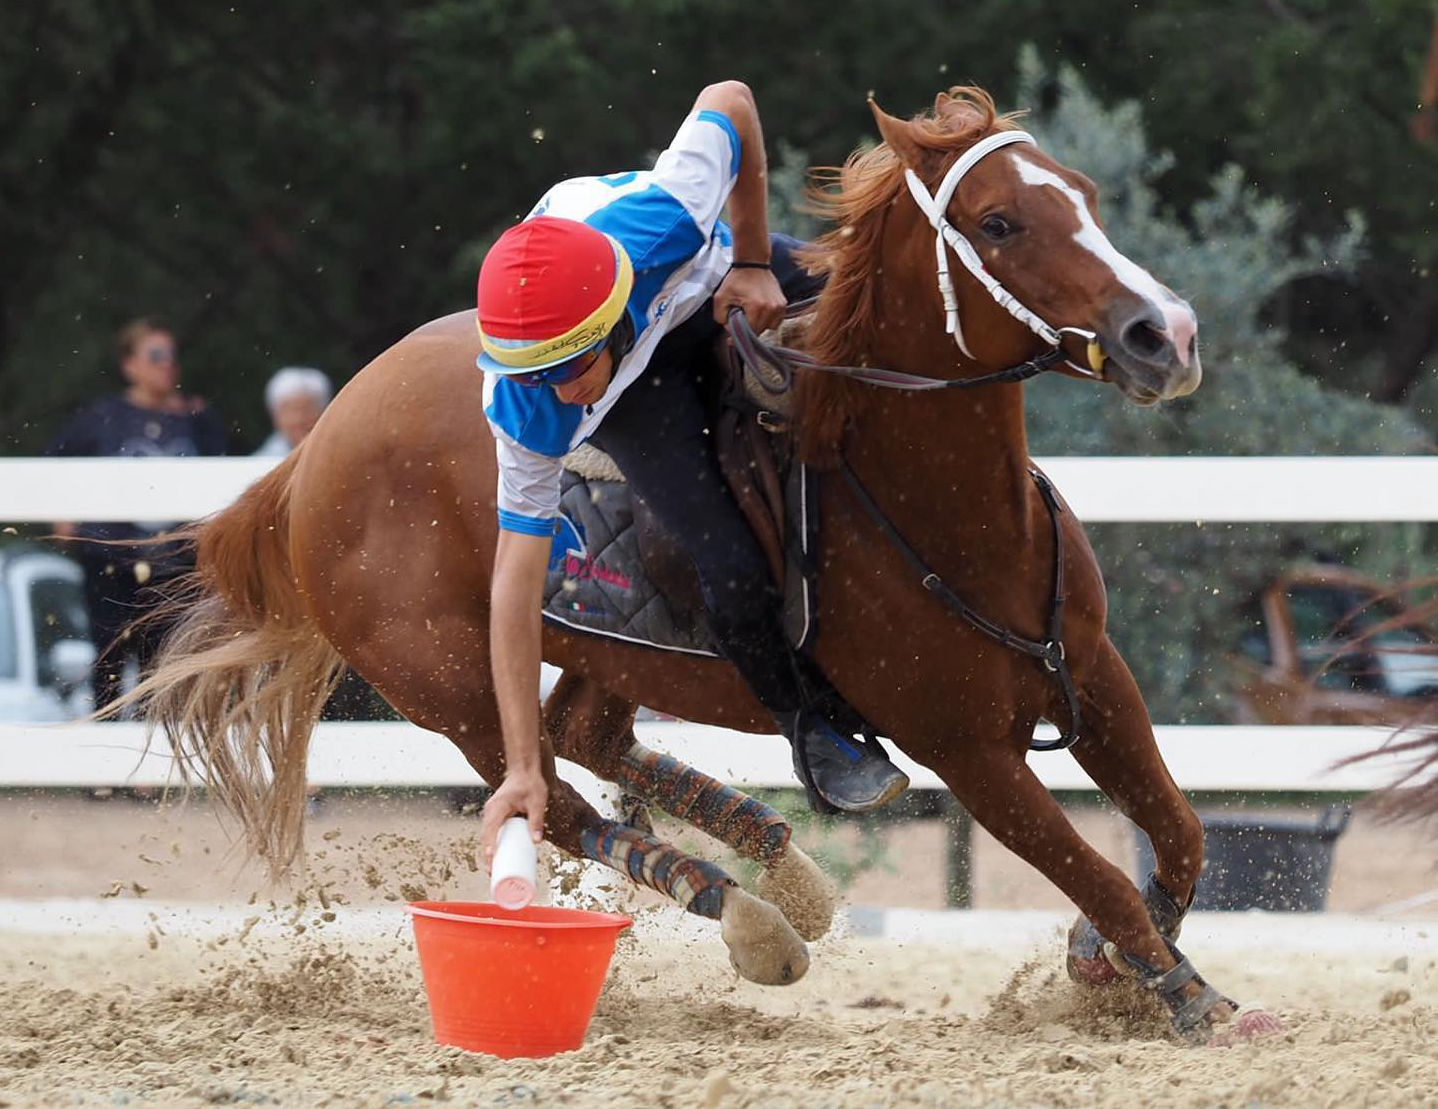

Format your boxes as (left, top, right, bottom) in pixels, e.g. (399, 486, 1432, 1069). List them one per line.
(479, 529, 552, 864)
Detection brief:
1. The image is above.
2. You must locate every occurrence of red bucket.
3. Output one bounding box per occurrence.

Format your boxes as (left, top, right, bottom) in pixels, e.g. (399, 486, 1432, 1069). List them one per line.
(406, 901, 632, 1058)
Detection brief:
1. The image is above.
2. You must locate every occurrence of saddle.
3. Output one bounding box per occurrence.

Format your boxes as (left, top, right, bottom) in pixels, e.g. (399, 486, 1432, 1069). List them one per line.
(556, 315, 820, 656)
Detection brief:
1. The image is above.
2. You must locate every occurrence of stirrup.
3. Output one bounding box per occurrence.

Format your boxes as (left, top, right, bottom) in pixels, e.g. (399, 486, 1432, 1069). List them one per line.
(1107, 938, 1233, 1042)
(787, 718, 892, 817)
(785, 711, 835, 815)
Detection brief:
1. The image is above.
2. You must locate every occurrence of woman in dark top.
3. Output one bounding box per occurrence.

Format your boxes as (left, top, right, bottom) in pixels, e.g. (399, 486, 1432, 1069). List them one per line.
(47, 317, 228, 708)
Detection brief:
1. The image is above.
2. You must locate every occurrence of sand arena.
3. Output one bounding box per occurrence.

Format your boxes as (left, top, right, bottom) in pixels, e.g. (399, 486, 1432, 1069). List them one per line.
(1, 792, 1434, 1108)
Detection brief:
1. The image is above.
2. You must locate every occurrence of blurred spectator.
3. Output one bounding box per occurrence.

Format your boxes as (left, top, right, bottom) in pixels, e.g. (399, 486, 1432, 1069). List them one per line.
(254, 366, 331, 456)
(46, 317, 228, 709)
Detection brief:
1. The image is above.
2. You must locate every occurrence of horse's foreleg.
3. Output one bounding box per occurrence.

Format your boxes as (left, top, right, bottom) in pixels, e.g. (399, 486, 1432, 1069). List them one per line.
(1065, 637, 1204, 984)
(940, 742, 1244, 1040)
(1074, 636, 1204, 900)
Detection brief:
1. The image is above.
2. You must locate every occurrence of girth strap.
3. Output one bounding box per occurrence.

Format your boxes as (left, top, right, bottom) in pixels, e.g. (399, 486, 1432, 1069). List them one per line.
(838, 459, 1082, 752)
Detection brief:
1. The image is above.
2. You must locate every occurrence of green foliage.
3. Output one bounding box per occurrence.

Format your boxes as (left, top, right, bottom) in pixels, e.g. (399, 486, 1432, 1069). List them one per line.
(0, 0, 980, 452)
(5, 2, 1436, 448)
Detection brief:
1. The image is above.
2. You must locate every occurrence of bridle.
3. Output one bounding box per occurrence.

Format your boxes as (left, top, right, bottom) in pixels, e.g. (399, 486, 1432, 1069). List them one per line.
(727, 127, 1107, 396)
(725, 127, 1105, 753)
(903, 129, 1107, 380)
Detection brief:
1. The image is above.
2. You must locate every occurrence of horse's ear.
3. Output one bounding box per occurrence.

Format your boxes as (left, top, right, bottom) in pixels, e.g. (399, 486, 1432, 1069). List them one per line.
(869, 98, 927, 169)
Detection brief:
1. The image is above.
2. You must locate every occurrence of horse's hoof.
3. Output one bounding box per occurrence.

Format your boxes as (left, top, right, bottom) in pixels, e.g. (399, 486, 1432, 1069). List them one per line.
(720, 887, 810, 986)
(1208, 1005, 1284, 1047)
(1066, 951, 1120, 986)
(618, 794, 654, 835)
(1235, 1007, 1284, 1037)
(1065, 915, 1119, 986)
(755, 844, 837, 942)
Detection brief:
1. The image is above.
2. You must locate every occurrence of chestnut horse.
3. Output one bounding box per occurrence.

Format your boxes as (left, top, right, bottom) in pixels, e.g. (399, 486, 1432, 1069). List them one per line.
(133, 89, 1274, 1039)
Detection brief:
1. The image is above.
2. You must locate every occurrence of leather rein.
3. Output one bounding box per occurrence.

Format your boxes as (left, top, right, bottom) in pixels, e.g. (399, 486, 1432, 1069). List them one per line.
(726, 129, 1098, 752)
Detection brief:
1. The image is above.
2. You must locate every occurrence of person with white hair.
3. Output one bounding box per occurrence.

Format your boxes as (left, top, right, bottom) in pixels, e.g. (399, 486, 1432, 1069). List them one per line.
(254, 366, 332, 456)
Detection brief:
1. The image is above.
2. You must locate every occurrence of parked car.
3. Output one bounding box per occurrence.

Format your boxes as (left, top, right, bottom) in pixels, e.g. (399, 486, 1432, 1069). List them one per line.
(0, 545, 94, 722)
(1231, 564, 1438, 725)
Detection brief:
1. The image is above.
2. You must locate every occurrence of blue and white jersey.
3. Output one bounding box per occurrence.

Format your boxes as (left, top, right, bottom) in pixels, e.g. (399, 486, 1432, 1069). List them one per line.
(483, 109, 741, 537)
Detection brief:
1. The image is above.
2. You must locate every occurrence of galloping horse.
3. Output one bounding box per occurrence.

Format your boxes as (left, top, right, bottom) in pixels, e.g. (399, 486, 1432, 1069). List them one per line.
(134, 88, 1275, 1040)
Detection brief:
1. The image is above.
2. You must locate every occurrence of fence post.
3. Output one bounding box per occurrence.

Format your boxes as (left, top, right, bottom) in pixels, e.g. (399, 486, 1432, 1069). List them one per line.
(942, 796, 973, 908)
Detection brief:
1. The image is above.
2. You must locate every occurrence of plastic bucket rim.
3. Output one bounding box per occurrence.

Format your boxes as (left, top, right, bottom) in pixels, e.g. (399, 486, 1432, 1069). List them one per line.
(405, 900, 633, 931)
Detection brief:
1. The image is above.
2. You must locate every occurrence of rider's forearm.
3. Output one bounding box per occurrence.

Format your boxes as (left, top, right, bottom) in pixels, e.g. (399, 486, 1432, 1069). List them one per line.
(489, 530, 552, 777)
(695, 81, 770, 264)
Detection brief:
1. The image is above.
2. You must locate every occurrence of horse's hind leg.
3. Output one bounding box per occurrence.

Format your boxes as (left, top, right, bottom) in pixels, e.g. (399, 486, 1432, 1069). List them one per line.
(562, 804, 809, 984)
(539, 772, 809, 985)
(542, 671, 836, 942)
(1065, 637, 1205, 984)
(614, 743, 838, 942)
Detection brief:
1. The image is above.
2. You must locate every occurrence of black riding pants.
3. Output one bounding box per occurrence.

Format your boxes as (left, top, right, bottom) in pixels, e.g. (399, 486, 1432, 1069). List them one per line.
(589, 234, 823, 715)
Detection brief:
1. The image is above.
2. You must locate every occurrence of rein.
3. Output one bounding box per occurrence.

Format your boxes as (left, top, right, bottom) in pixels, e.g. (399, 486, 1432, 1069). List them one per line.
(727, 311, 1084, 751)
(726, 306, 1068, 394)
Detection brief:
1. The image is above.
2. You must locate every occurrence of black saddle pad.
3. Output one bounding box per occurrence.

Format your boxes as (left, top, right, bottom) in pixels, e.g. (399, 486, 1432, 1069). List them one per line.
(541, 470, 720, 656)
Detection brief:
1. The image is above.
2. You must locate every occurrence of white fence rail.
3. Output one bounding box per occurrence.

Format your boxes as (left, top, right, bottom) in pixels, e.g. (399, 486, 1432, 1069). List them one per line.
(0, 720, 1411, 794)
(0, 456, 1431, 796)
(3, 456, 1438, 523)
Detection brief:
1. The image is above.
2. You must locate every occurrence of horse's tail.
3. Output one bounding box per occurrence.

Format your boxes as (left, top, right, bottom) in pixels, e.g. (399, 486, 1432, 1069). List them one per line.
(1341, 726, 1438, 827)
(122, 449, 343, 875)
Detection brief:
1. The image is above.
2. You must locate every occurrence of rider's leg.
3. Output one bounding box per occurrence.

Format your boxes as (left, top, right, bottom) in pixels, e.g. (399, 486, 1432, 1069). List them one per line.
(588, 293, 906, 812)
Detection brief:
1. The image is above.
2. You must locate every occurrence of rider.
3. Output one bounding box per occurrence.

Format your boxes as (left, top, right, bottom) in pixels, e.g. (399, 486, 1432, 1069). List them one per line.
(475, 81, 908, 861)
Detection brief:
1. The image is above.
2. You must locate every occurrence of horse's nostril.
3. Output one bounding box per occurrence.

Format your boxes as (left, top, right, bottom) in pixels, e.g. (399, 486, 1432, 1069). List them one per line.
(1122, 319, 1168, 360)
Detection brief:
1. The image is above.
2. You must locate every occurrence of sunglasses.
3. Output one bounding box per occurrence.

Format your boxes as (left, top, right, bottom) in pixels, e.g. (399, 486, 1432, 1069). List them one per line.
(509, 313, 635, 389)
(509, 342, 607, 389)
(144, 345, 176, 365)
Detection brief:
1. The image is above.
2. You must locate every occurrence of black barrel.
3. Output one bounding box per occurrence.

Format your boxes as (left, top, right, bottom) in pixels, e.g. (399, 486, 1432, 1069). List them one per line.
(1134, 806, 1350, 912)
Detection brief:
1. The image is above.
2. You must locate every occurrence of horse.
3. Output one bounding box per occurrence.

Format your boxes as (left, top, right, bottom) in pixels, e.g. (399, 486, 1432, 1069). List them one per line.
(130, 86, 1277, 1041)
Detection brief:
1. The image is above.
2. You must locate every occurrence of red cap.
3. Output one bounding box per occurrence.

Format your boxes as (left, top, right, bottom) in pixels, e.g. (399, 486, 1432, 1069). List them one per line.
(476, 217, 634, 374)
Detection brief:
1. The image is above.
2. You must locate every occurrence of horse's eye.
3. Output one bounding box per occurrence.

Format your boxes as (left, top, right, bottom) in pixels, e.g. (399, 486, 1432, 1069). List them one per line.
(980, 214, 1014, 241)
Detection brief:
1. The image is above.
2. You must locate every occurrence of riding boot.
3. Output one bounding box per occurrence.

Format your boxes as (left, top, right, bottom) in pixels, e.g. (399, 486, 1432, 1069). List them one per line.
(710, 613, 908, 814)
(782, 709, 910, 815)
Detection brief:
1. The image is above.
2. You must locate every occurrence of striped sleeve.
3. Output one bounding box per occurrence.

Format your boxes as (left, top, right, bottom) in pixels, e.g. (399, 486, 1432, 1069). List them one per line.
(648, 109, 741, 238)
(493, 430, 562, 536)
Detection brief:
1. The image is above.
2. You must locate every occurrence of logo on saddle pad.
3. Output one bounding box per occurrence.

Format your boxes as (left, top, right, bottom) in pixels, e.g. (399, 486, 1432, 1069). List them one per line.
(548, 511, 632, 590)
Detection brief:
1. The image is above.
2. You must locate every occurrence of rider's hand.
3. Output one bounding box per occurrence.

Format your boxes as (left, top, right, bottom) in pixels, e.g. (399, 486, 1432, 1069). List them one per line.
(478, 766, 548, 871)
(713, 265, 786, 334)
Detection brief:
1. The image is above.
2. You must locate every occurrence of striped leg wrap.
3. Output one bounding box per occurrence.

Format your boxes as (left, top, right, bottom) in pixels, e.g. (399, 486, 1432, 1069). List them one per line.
(579, 821, 734, 920)
(617, 746, 792, 865)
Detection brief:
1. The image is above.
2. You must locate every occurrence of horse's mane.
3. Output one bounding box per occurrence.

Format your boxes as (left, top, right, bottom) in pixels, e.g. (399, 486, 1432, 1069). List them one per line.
(794, 86, 1021, 464)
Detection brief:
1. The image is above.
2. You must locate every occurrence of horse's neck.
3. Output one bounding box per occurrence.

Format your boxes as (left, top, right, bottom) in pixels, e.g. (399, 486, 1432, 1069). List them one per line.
(847, 385, 1030, 519)
(832, 328, 1046, 590)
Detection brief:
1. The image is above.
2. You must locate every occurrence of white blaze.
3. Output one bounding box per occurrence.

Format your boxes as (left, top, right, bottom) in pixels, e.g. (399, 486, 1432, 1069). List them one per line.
(1012, 155, 1196, 365)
